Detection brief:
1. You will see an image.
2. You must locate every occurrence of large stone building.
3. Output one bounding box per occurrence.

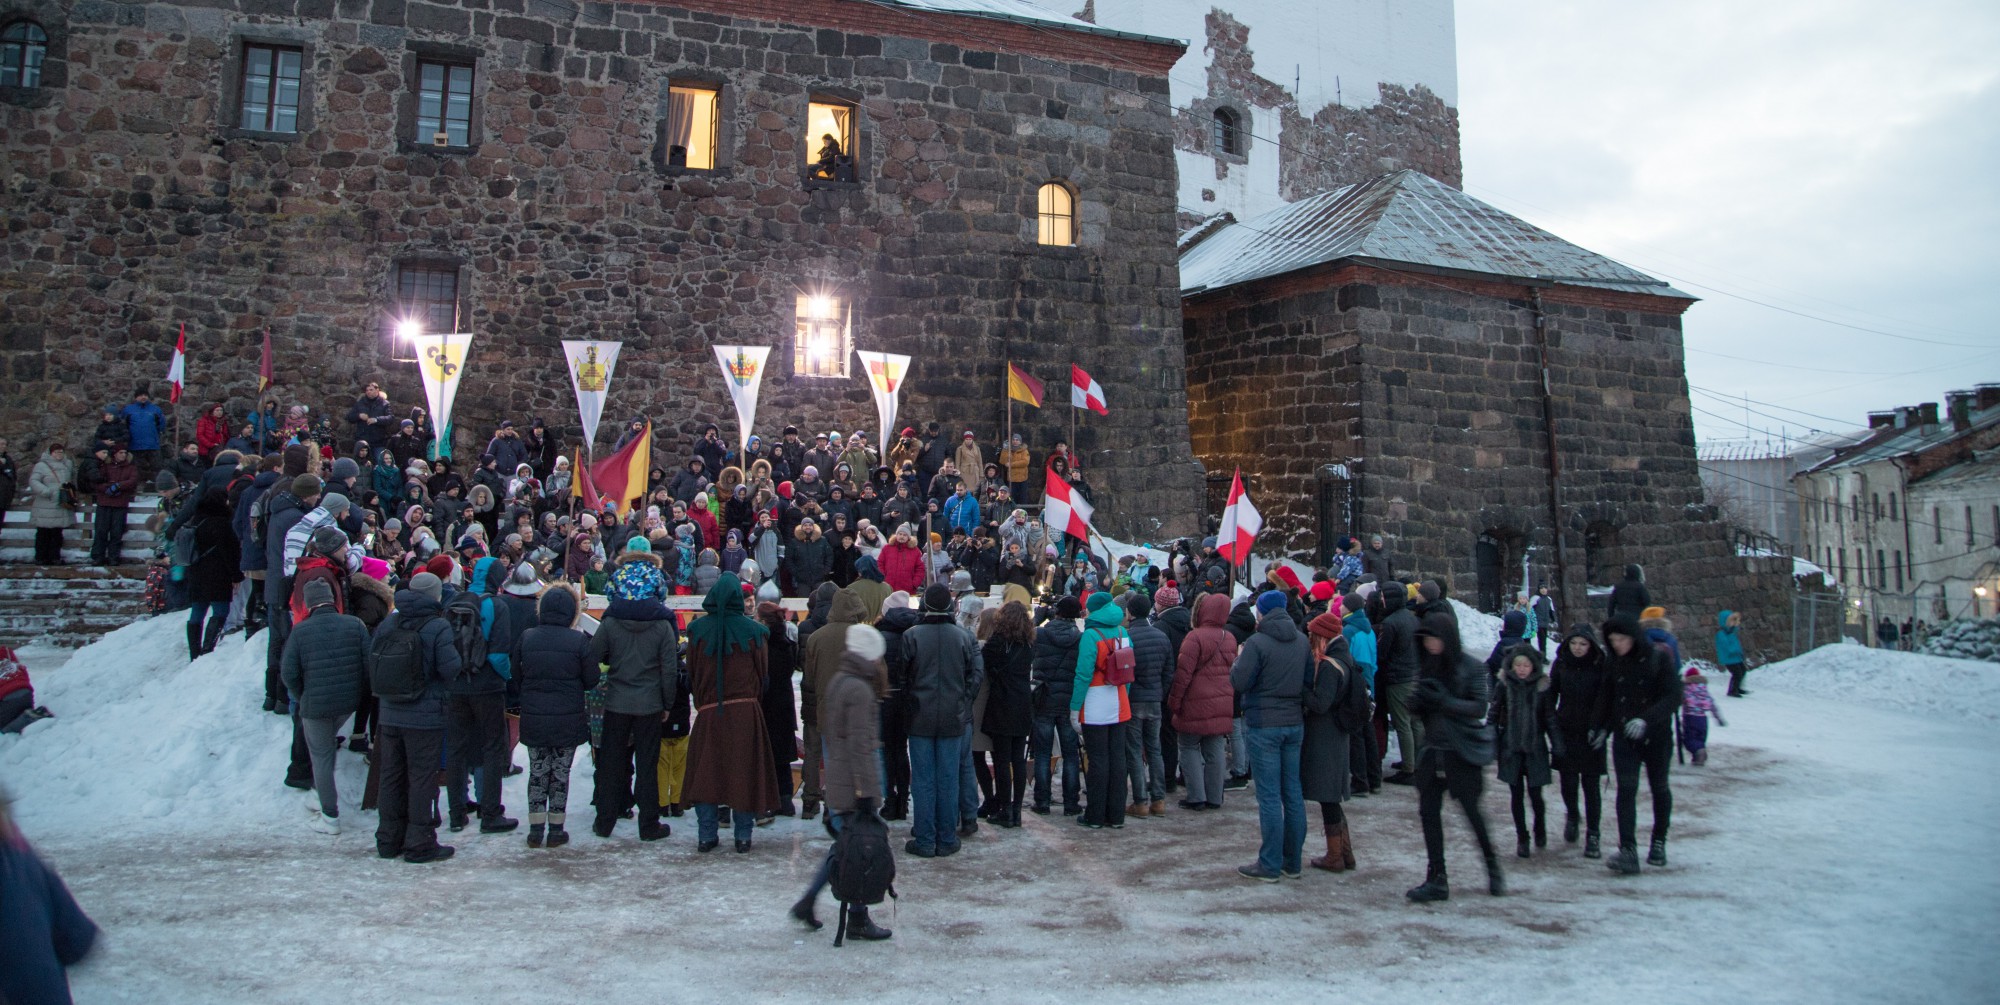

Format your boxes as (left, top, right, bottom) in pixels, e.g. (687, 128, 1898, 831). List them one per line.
(0, 0, 1206, 534)
(1178, 170, 1796, 646)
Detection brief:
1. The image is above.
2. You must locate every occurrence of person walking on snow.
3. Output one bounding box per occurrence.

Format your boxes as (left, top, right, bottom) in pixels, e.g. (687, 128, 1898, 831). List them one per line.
(1714, 610, 1750, 697)
(1491, 647, 1556, 859)
(1679, 667, 1725, 766)
(1596, 615, 1683, 875)
(1405, 612, 1505, 902)
(1549, 625, 1610, 858)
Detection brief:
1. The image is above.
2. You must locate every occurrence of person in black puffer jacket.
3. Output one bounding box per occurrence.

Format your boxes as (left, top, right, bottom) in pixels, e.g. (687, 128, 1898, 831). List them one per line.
(1374, 585, 1422, 785)
(1029, 596, 1084, 815)
(372, 574, 463, 863)
(1595, 615, 1683, 875)
(1606, 565, 1651, 623)
(978, 600, 1036, 827)
(875, 593, 922, 820)
(281, 578, 371, 834)
(1121, 592, 1173, 815)
(1405, 612, 1503, 903)
(515, 587, 597, 848)
(1549, 624, 1609, 856)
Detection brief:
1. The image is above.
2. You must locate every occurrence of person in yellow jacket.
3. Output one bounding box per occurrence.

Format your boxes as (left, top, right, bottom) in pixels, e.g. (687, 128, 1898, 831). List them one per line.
(997, 433, 1032, 503)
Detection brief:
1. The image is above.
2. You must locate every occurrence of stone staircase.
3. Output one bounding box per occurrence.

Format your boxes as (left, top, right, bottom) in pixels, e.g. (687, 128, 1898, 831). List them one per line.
(0, 494, 167, 647)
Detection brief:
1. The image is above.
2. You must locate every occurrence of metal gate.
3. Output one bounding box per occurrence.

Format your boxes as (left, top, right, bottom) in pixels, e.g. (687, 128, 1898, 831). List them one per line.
(1314, 464, 1354, 568)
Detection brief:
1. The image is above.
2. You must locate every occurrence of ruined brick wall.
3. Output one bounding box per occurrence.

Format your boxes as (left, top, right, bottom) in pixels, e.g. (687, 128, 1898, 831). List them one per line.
(1185, 264, 1797, 656)
(0, 0, 1205, 536)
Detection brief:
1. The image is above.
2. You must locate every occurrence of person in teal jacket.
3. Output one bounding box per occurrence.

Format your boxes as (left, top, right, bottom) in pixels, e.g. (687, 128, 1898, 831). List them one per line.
(1342, 593, 1380, 793)
(1071, 592, 1132, 829)
(1714, 610, 1749, 697)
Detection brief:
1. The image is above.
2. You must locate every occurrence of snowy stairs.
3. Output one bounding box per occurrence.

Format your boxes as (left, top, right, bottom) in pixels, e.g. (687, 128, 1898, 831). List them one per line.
(0, 495, 165, 647)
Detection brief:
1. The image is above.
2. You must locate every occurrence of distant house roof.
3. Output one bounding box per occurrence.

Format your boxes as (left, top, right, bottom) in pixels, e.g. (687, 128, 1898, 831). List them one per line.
(1178, 170, 1690, 299)
(881, 0, 1184, 47)
(1803, 400, 2000, 475)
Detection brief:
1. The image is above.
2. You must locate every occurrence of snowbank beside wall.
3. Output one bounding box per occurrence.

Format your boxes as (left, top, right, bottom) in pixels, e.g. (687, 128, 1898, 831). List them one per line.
(1755, 643, 2000, 726)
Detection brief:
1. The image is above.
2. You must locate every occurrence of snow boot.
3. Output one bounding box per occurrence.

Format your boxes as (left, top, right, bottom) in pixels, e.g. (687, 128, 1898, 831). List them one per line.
(1311, 825, 1348, 873)
(1405, 867, 1449, 903)
(186, 623, 204, 663)
(1126, 801, 1150, 819)
(1533, 812, 1547, 849)
(480, 816, 519, 834)
(404, 844, 456, 864)
(640, 822, 671, 842)
(1484, 852, 1508, 896)
(843, 904, 892, 942)
(1564, 811, 1580, 844)
(1648, 836, 1668, 867)
(1339, 820, 1356, 870)
(1583, 830, 1602, 859)
(801, 798, 820, 820)
(1608, 844, 1641, 875)
(526, 824, 545, 848)
(1030, 800, 1050, 816)
(1516, 833, 1532, 859)
(1150, 799, 1167, 817)
(790, 895, 823, 931)
(306, 809, 340, 835)
(200, 618, 226, 656)
(546, 826, 570, 848)
(1008, 802, 1023, 828)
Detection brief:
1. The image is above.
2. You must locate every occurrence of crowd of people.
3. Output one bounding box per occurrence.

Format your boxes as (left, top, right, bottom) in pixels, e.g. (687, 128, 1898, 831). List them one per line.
(0, 381, 1747, 958)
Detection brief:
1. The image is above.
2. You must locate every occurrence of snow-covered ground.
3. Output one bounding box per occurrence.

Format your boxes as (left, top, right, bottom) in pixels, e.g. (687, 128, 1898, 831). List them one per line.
(4, 617, 1997, 1003)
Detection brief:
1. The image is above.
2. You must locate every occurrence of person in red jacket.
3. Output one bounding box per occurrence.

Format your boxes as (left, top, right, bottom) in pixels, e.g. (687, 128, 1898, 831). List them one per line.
(195, 403, 230, 463)
(289, 526, 351, 624)
(1168, 593, 1239, 809)
(0, 647, 44, 733)
(877, 522, 927, 595)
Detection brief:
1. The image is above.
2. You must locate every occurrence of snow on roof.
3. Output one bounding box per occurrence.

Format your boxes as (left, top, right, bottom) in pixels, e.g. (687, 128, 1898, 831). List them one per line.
(1179, 170, 1691, 299)
(879, 0, 1185, 47)
(1803, 403, 2000, 475)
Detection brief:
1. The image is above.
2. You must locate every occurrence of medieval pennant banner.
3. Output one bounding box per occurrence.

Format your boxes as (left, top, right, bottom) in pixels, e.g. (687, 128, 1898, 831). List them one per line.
(855, 350, 912, 458)
(561, 340, 623, 451)
(712, 345, 771, 456)
(412, 332, 474, 449)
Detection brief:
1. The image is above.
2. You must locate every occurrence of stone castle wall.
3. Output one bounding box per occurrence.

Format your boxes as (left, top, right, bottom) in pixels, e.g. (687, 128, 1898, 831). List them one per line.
(0, 0, 1206, 535)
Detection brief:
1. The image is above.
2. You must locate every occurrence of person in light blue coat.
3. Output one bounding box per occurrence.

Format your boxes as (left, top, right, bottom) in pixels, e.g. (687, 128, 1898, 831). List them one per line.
(1341, 593, 1380, 794)
(1714, 610, 1749, 697)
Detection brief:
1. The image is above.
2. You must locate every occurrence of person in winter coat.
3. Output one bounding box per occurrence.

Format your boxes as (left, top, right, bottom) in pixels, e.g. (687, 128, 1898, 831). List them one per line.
(1119, 592, 1173, 818)
(1027, 595, 1085, 816)
(786, 519, 833, 597)
(788, 623, 895, 942)
(1230, 592, 1310, 880)
(997, 433, 1031, 502)
(1069, 592, 1132, 831)
(28, 445, 74, 565)
(757, 601, 800, 821)
(801, 587, 873, 819)
(1606, 565, 1651, 623)
(877, 523, 926, 595)
(1362, 534, 1395, 582)
(1680, 666, 1725, 766)
(586, 551, 679, 842)
(182, 489, 243, 661)
(903, 583, 982, 855)
(979, 601, 1036, 828)
(1715, 610, 1750, 696)
(1485, 611, 1528, 676)
(1302, 611, 1359, 873)
(86, 446, 137, 564)
(1167, 593, 1237, 810)
(1594, 615, 1684, 875)
(445, 557, 518, 836)
(0, 648, 42, 734)
(1639, 607, 1682, 668)
(372, 572, 464, 863)
(1549, 625, 1610, 857)
(681, 574, 779, 853)
(1374, 584, 1422, 785)
(876, 591, 920, 819)
(693, 547, 721, 595)
(1405, 612, 1505, 902)
(1341, 593, 1380, 794)
(0, 790, 100, 1005)
(281, 578, 371, 835)
(119, 389, 168, 478)
(1491, 647, 1556, 859)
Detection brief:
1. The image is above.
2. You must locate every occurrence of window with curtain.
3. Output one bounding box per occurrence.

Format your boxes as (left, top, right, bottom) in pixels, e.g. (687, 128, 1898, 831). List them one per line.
(415, 59, 474, 147)
(664, 83, 718, 169)
(1037, 182, 1075, 246)
(0, 21, 47, 88)
(239, 44, 304, 133)
(806, 99, 856, 180)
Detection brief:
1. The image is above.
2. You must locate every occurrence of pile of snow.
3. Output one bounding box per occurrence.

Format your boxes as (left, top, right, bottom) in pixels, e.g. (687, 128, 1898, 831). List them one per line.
(1918, 618, 2000, 664)
(0, 616, 353, 838)
(1755, 642, 2000, 725)
(1453, 598, 1502, 658)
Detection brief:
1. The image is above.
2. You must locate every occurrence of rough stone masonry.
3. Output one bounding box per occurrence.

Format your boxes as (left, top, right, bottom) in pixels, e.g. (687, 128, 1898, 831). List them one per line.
(0, 0, 1206, 536)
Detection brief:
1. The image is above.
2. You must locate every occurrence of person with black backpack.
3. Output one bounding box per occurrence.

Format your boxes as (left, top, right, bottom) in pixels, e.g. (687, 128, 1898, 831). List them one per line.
(790, 623, 894, 943)
(1302, 610, 1364, 874)
(443, 557, 517, 835)
(371, 571, 463, 864)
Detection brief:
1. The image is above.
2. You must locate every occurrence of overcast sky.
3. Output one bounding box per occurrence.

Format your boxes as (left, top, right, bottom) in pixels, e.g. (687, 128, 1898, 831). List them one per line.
(1456, 0, 2000, 448)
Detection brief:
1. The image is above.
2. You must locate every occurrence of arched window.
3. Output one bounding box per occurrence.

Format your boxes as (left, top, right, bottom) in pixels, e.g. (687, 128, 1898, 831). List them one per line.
(1, 21, 48, 88)
(1036, 181, 1075, 246)
(1211, 107, 1242, 156)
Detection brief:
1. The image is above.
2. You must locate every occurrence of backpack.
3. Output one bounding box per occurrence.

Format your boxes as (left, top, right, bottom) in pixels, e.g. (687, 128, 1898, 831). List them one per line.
(442, 592, 490, 678)
(371, 614, 434, 703)
(1332, 657, 1371, 734)
(829, 810, 897, 946)
(1098, 633, 1136, 687)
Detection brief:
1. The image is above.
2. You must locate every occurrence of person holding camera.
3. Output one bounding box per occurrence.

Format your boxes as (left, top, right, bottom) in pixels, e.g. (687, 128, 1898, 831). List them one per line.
(87, 447, 139, 565)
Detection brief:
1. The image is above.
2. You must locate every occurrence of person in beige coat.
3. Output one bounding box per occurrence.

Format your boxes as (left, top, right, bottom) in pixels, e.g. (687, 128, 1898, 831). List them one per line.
(28, 446, 75, 565)
(953, 432, 985, 494)
(790, 623, 891, 941)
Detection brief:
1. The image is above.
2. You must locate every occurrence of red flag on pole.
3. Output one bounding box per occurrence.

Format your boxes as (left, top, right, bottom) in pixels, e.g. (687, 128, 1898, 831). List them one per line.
(167, 323, 187, 404)
(258, 329, 274, 394)
(1216, 468, 1262, 565)
(572, 447, 602, 513)
(1070, 364, 1108, 415)
(1042, 470, 1095, 541)
(588, 422, 650, 518)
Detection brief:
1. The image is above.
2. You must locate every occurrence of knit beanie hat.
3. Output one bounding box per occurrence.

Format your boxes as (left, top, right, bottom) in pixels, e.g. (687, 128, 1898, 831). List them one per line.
(626, 535, 652, 554)
(1307, 611, 1344, 640)
(921, 583, 953, 613)
(301, 579, 336, 610)
(424, 555, 457, 580)
(310, 526, 348, 555)
(1256, 590, 1288, 617)
(330, 457, 360, 480)
(1640, 606, 1668, 621)
(847, 624, 887, 661)
(1152, 581, 1182, 613)
(1086, 592, 1114, 613)
(154, 471, 180, 492)
(1309, 581, 1336, 602)
(1055, 596, 1083, 620)
(291, 474, 323, 498)
(408, 572, 443, 603)
(320, 492, 350, 515)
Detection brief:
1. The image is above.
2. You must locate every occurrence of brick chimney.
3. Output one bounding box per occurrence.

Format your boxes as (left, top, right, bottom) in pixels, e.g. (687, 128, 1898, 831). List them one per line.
(1917, 402, 1940, 430)
(1977, 383, 2000, 410)
(1947, 390, 1977, 433)
(1867, 411, 1896, 429)
(1894, 405, 1920, 429)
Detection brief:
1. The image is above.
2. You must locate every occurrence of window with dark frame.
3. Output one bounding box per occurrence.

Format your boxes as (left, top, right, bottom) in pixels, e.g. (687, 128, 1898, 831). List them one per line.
(0, 20, 47, 88)
(1894, 551, 1903, 592)
(1967, 505, 1976, 547)
(1037, 181, 1075, 247)
(1212, 107, 1242, 156)
(663, 83, 719, 170)
(416, 59, 474, 147)
(806, 99, 857, 181)
(239, 44, 303, 133)
(793, 294, 849, 378)
(396, 263, 459, 334)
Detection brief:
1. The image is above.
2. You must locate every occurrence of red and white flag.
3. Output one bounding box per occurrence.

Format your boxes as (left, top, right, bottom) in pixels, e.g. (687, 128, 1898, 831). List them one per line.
(1043, 471, 1095, 541)
(167, 323, 187, 404)
(1070, 364, 1107, 415)
(1216, 468, 1261, 565)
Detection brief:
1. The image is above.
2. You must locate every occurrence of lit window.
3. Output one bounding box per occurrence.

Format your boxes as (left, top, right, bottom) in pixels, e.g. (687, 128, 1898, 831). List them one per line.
(806, 99, 857, 181)
(0, 21, 47, 88)
(794, 294, 850, 378)
(240, 45, 303, 133)
(664, 83, 718, 169)
(1212, 107, 1242, 156)
(397, 264, 459, 334)
(1037, 182, 1075, 246)
(416, 59, 474, 147)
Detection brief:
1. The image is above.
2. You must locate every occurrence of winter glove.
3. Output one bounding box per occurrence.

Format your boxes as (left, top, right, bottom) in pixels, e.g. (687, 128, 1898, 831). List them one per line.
(1623, 717, 1647, 741)
(1588, 729, 1607, 750)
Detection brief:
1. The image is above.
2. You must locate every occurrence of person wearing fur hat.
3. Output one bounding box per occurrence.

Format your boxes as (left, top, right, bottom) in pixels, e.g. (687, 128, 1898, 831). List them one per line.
(586, 545, 678, 842)
(903, 583, 983, 855)
(1679, 666, 1725, 766)
(1230, 591, 1309, 879)
(1405, 612, 1504, 902)
(790, 623, 894, 941)
(1549, 625, 1610, 857)
(1596, 615, 1684, 874)
(1302, 608, 1360, 872)
(1491, 646, 1556, 858)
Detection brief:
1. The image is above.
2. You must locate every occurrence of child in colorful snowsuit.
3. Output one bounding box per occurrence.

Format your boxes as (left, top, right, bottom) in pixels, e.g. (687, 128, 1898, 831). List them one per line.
(1679, 667, 1726, 765)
